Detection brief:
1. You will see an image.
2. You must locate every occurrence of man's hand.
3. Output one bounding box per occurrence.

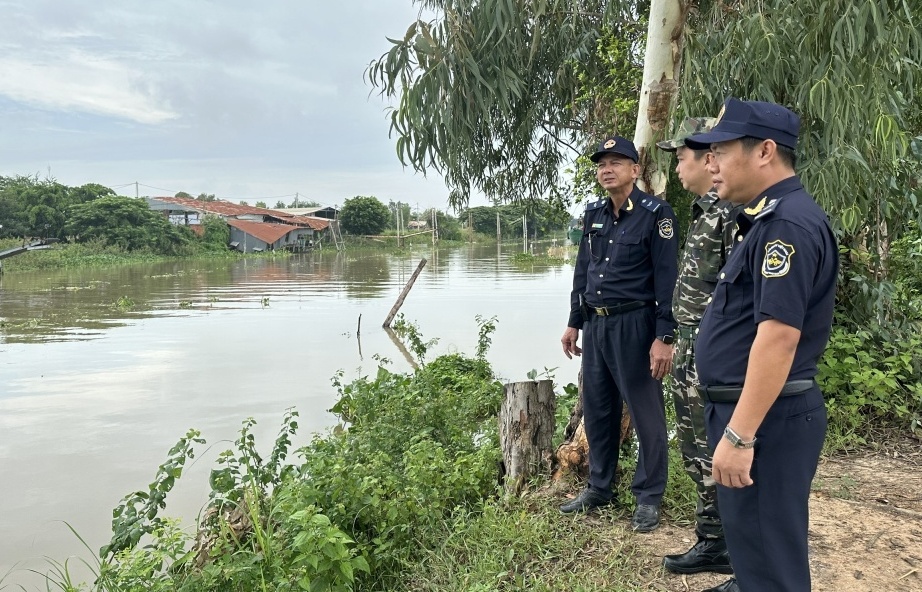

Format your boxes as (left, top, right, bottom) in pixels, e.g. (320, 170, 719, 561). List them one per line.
(561, 327, 582, 359)
(649, 339, 673, 379)
(712, 437, 755, 488)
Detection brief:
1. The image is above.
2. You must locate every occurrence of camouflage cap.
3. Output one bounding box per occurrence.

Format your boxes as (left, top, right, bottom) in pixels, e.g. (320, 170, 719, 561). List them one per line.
(655, 117, 717, 152)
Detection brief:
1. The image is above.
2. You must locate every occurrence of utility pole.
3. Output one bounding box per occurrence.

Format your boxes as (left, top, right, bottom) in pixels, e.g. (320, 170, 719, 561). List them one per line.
(295, 192, 299, 207)
(496, 211, 501, 242)
(135, 181, 139, 198)
(522, 214, 527, 253)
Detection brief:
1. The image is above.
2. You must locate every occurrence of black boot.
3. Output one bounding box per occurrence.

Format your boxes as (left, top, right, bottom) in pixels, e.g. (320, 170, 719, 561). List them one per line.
(701, 578, 739, 592)
(559, 488, 613, 514)
(663, 537, 733, 574)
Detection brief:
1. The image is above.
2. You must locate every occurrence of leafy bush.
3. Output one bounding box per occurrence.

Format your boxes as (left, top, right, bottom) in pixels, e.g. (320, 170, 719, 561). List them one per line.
(818, 324, 922, 449)
(77, 320, 504, 592)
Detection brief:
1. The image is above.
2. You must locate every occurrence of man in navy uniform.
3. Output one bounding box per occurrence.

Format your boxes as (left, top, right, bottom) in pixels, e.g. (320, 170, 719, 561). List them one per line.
(559, 135, 678, 533)
(685, 98, 838, 592)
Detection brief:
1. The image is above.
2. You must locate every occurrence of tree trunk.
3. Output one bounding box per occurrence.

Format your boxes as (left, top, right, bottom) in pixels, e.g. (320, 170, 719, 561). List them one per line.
(633, 0, 688, 196)
(553, 369, 633, 481)
(499, 379, 556, 494)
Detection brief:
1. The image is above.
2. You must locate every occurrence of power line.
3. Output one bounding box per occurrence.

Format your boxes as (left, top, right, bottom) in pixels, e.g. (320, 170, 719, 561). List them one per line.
(103, 182, 338, 207)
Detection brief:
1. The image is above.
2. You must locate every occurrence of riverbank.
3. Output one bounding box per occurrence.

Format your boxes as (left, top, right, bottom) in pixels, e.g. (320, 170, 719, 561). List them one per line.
(0, 236, 574, 276)
(5, 333, 918, 591)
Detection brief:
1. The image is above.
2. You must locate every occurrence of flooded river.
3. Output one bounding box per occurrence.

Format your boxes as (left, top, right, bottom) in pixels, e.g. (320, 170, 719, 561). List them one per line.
(0, 243, 578, 588)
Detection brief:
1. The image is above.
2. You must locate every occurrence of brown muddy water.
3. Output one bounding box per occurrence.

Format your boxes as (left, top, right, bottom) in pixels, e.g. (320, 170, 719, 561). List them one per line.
(0, 243, 578, 588)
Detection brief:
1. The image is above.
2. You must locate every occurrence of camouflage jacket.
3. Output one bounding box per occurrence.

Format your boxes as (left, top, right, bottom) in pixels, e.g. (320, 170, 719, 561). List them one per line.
(672, 190, 740, 326)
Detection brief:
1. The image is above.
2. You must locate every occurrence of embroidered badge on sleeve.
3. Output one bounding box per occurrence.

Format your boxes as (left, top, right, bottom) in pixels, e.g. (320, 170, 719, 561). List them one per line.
(762, 240, 795, 277)
(658, 219, 675, 239)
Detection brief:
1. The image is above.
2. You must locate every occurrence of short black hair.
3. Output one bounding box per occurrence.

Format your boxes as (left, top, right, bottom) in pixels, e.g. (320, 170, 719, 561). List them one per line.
(740, 136, 797, 169)
(691, 148, 710, 161)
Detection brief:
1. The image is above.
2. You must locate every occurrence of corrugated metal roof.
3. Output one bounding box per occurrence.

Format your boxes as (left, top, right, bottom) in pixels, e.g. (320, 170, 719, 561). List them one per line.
(226, 219, 304, 244)
(151, 196, 331, 231)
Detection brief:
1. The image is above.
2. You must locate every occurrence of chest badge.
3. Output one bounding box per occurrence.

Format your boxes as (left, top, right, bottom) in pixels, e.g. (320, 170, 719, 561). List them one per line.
(658, 219, 675, 239)
(591, 223, 604, 229)
(762, 240, 795, 277)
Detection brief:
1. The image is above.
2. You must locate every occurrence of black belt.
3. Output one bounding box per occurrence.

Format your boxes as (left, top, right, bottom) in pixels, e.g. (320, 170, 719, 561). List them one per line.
(696, 379, 815, 403)
(588, 300, 652, 316)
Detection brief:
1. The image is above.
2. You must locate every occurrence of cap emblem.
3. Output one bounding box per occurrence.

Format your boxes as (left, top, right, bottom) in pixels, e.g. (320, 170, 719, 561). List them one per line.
(603, 139, 616, 149)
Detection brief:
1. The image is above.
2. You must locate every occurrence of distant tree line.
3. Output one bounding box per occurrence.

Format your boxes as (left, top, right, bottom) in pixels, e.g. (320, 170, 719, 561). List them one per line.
(339, 195, 570, 240)
(0, 176, 224, 255)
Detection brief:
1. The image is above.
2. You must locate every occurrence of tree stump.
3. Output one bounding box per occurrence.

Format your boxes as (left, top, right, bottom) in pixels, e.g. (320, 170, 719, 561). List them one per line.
(499, 379, 556, 494)
(553, 369, 633, 481)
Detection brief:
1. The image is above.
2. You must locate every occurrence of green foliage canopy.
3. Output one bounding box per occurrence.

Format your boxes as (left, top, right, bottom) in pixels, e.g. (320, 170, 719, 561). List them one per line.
(66, 195, 191, 254)
(367, 0, 641, 207)
(679, 0, 922, 329)
(340, 195, 391, 235)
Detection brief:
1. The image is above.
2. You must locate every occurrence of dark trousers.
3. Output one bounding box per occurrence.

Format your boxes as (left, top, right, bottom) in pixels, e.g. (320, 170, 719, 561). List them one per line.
(706, 387, 827, 592)
(581, 306, 668, 506)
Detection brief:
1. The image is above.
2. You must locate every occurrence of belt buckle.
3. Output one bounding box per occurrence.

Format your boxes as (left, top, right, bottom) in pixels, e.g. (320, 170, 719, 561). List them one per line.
(594, 306, 608, 316)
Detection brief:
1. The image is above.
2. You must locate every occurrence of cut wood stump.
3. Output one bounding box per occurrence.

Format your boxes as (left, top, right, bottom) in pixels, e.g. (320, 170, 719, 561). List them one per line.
(499, 379, 556, 494)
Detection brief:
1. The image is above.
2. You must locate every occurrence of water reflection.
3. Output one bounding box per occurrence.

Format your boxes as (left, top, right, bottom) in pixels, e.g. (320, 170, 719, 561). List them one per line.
(0, 243, 577, 589)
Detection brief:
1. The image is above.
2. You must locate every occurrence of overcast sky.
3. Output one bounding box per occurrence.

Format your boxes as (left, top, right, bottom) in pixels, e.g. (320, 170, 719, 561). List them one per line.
(0, 0, 479, 210)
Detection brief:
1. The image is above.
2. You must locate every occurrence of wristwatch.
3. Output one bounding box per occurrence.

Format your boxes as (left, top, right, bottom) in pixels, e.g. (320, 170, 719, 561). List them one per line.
(724, 425, 757, 449)
(658, 334, 674, 345)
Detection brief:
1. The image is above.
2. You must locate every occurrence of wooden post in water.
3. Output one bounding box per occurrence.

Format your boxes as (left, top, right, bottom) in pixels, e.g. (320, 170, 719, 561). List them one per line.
(382, 258, 427, 328)
(499, 379, 556, 494)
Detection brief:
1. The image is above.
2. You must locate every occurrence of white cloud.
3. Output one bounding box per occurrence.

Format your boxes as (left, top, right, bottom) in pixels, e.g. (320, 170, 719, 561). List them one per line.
(0, 52, 176, 124)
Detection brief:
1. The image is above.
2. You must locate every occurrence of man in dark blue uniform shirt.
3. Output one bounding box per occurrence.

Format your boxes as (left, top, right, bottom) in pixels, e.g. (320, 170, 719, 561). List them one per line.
(559, 135, 678, 533)
(684, 98, 838, 592)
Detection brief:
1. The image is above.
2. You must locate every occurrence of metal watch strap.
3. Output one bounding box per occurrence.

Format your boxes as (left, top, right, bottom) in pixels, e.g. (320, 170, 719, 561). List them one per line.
(724, 425, 756, 449)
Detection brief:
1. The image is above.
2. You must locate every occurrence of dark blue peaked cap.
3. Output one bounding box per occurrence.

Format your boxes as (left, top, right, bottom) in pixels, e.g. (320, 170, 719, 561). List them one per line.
(590, 135, 639, 163)
(685, 98, 800, 150)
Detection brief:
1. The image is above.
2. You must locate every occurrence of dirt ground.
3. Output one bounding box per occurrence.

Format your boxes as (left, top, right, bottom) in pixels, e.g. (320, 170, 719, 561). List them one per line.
(638, 439, 922, 591)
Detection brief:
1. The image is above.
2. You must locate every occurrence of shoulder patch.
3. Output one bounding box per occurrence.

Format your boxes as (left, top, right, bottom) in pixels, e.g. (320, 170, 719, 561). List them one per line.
(639, 197, 662, 213)
(658, 218, 675, 239)
(762, 239, 795, 277)
(754, 198, 779, 220)
(585, 198, 607, 212)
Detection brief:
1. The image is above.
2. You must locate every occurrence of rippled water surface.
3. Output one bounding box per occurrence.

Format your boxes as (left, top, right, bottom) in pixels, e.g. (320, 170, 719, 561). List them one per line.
(0, 243, 578, 587)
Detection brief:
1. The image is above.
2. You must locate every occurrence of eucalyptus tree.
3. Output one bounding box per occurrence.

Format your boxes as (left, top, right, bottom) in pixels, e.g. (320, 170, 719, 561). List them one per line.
(366, 0, 649, 208)
(678, 0, 922, 326)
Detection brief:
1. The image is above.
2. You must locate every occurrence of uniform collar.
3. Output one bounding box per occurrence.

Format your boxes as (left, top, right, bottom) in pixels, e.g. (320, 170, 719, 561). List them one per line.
(737, 176, 804, 224)
(694, 189, 720, 214)
(611, 185, 642, 215)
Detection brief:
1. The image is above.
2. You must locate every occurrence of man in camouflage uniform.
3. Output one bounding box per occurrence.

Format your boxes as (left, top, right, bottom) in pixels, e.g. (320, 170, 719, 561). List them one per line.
(656, 118, 739, 575)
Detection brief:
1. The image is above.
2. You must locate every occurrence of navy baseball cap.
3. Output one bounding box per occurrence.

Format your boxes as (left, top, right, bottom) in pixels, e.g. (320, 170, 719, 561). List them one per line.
(590, 135, 639, 163)
(684, 98, 800, 150)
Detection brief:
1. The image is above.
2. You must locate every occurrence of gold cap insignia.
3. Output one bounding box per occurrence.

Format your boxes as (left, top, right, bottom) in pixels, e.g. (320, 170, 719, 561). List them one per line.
(603, 139, 616, 149)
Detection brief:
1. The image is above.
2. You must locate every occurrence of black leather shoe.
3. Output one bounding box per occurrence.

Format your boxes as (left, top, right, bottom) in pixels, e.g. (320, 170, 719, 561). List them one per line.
(631, 504, 660, 532)
(559, 489, 613, 514)
(664, 537, 733, 574)
(701, 578, 740, 592)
